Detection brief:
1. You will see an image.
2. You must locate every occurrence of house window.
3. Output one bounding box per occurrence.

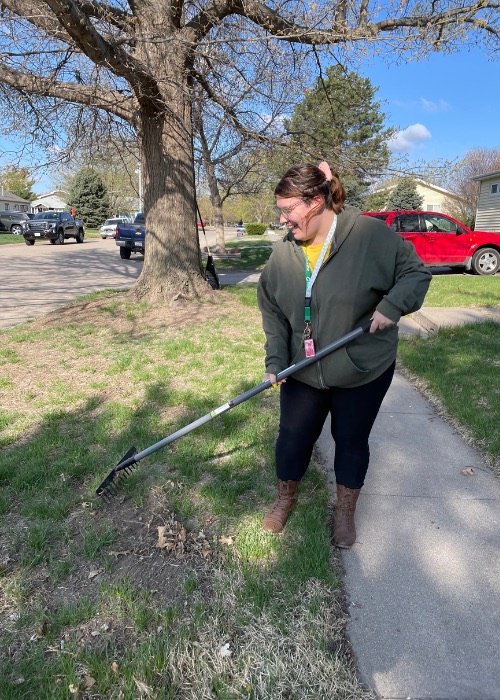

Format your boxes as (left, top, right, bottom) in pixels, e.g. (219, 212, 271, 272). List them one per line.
(491, 183, 499, 195)
(5, 204, 9, 211)
(425, 205, 439, 211)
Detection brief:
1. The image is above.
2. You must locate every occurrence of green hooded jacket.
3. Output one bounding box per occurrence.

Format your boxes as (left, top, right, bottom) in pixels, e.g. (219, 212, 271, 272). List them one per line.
(257, 205, 432, 389)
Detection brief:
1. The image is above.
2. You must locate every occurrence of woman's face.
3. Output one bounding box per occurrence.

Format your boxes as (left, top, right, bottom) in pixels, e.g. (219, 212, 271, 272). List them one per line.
(276, 196, 323, 242)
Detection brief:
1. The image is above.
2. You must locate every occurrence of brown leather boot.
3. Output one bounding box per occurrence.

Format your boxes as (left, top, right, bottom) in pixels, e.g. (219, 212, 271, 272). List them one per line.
(262, 480, 299, 533)
(333, 483, 361, 548)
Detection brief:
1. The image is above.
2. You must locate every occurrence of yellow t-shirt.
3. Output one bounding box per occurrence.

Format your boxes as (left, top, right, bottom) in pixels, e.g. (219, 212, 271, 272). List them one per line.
(304, 241, 332, 272)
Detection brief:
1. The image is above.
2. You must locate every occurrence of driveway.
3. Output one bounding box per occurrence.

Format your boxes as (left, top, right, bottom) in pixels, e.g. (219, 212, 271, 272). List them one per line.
(0, 238, 142, 330)
(0, 233, 255, 330)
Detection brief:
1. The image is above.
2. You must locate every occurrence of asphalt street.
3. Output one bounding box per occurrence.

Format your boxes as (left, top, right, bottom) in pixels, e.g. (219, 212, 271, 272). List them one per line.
(0, 230, 245, 330)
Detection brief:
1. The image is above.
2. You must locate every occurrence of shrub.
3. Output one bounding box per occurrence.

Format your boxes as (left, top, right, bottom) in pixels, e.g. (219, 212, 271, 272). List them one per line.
(245, 222, 268, 235)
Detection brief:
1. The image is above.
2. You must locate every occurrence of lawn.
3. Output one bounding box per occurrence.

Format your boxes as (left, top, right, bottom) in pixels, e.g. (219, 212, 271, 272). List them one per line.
(423, 275, 499, 307)
(0, 242, 498, 698)
(399, 321, 500, 474)
(0, 233, 24, 245)
(0, 289, 370, 700)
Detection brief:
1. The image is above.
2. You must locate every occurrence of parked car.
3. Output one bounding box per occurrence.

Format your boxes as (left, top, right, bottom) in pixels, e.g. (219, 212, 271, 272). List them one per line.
(100, 217, 130, 239)
(115, 213, 145, 259)
(363, 210, 500, 275)
(0, 211, 30, 235)
(23, 211, 85, 245)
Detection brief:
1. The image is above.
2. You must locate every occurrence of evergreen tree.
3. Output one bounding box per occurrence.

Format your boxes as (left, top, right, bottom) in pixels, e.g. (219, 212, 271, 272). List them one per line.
(0, 166, 36, 200)
(284, 65, 393, 188)
(67, 168, 110, 227)
(386, 177, 424, 210)
(363, 189, 389, 212)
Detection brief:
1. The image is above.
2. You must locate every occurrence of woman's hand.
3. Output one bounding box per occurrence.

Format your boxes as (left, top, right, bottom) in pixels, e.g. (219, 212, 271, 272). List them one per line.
(264, 373, 287, 387)
(370, 310, 396, 333)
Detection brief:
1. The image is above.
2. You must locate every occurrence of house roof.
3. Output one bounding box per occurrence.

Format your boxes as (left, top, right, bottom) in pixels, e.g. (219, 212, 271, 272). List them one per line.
(471, 170, 500, 182)
(0, 187, 31, 204)
(371, 178, 460, 200)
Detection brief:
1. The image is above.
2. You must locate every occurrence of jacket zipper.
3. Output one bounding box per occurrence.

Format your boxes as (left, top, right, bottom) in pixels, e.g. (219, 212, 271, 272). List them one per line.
(311, 251, 336, 390)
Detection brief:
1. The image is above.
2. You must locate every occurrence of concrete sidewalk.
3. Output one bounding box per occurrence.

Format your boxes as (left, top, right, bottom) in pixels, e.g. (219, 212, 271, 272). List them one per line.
(317, 307, 500, 700)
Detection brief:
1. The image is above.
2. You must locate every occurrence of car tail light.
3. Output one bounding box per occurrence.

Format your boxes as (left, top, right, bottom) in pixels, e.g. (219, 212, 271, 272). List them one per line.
(115, 227, 120, 238)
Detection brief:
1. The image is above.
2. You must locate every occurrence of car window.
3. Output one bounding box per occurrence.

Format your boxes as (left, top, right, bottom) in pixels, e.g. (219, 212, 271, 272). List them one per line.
(33, 212, 59, 220)
(422, 214, 457, 233)
(393, 214, 420, 233)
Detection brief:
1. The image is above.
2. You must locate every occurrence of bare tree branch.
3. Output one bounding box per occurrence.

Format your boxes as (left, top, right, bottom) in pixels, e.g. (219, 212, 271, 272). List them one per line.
(0, 62, 135, 120)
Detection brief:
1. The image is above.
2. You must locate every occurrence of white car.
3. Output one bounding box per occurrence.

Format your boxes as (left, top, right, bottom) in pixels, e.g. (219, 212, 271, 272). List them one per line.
(100, 217, 130, 239)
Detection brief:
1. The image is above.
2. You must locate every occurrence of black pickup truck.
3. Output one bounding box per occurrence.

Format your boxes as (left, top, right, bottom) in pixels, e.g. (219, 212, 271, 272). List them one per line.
(115, 213, 145, 259)
(23, 211, 85, 245)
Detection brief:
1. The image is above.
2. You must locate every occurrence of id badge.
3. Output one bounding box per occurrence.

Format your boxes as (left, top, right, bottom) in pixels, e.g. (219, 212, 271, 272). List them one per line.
(304, 338, 315, 358)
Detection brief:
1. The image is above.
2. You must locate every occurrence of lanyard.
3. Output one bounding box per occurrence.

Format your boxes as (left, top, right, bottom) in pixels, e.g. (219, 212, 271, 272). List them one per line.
(304, 214, 337, 322)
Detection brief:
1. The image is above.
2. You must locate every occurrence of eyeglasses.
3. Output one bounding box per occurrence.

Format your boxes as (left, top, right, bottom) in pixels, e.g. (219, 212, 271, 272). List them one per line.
(277, 200, 304, 218)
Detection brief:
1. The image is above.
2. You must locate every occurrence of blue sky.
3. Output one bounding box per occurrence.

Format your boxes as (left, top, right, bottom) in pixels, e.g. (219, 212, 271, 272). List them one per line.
(358, 46, 499, 174)
(1, 45, 498, 194)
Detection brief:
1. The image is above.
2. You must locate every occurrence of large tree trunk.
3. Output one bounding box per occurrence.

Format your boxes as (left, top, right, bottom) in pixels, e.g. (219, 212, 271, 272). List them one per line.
(205, 163, 226, 254)
(130, 26, 210, 301)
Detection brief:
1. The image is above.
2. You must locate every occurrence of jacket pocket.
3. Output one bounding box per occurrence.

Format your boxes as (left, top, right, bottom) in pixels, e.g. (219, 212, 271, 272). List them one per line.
(321, 346, 370, 388)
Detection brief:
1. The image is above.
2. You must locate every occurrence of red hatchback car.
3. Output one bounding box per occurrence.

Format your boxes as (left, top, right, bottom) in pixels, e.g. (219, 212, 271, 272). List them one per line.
(363, 210, 500, 275)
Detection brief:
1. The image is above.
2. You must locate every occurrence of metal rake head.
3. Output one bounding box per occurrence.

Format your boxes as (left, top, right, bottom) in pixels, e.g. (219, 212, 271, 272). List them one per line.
(96, 446, 138, 503)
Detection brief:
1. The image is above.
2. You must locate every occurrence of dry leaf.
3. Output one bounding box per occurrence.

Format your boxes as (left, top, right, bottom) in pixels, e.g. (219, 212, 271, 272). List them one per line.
(219, 536, 234, 546)
(134, 677, 153, 696)
(461, 467, 475, 476)
(156, 525, 169, 549)
(84, 676, 96, 688)
(111, 661, 119, 673)
(88, 569, 103, 579)
(219, 643, 232, 658)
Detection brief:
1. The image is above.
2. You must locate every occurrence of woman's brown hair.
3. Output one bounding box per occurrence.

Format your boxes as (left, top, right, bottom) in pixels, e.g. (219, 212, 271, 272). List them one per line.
(274, 163, 346, 215)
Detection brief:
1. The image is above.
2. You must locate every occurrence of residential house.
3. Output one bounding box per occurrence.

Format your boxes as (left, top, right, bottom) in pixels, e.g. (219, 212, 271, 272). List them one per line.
(0, 186, 30, 212)
(369, 178, 462, 215)
(471, 170, 500, 232)
(30, 190, 68, 212)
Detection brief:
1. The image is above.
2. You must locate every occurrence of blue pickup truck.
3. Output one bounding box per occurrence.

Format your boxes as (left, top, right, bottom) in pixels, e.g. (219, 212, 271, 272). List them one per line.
(115, 213, 145, 259)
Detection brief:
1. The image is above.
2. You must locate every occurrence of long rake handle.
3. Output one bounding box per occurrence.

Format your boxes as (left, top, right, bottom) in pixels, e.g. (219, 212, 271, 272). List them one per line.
(96, 322, 371, 497)
(137, 321, 370, 462)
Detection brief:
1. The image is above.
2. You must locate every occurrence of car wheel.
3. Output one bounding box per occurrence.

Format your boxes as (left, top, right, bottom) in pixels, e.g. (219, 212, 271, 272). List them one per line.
(56, 230, 65, 245)
(25, 238, 35, 246)
(472, 247, 500, 275)
(119, 247, 132, 259)
(76, 230, 84, 243)
(50, 239, 56, 245)
(11, 224, 23, 235)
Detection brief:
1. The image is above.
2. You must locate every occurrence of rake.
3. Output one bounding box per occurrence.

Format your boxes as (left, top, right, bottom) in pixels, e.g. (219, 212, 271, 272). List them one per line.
(96, 321, 372, 501)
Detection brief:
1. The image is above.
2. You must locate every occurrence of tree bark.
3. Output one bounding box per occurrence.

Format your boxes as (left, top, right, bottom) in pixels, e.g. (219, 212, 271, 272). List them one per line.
(128, 23, 210, 301)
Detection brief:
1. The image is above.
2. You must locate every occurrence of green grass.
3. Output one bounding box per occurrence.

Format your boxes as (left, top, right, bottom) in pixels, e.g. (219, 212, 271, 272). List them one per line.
(0, 233, 24, 245)
(2, 266, 497, 697)
(213, 236, 274, 270)
(399, 321, 500, 473)
(424, 275, 500, 307)
(0, 290, 366, 700)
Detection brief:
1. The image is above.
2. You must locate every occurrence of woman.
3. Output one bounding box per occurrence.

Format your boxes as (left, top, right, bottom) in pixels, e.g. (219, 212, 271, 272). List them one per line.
(257, 162, 431, 547)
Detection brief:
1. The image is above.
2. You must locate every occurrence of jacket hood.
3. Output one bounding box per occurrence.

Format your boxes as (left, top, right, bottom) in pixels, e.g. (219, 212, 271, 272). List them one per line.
(283, 205, 361, 252)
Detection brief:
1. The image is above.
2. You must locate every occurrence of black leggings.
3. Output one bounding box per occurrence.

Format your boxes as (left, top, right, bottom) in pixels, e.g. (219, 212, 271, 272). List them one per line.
(275, 362, 395, 489)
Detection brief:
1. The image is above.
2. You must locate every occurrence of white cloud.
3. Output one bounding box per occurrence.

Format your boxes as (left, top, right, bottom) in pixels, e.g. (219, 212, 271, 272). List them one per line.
(388, 123, 432, 153)
(420, 97, 451, 113)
